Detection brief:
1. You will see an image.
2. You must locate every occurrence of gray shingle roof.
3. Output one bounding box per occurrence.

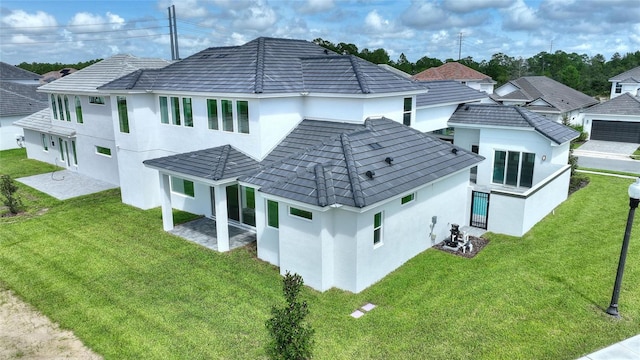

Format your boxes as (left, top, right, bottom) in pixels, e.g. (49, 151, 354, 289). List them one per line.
(0, 81, 48, 117)
(143, 145, 261, 181)
(494, 76, 598, 113)
(415, 80, 487, 107)
(609, 66, 640, 82)
(243, 117, 483, 208)
(38, 54, 170, 93)
(583, 93, 640, 116)
(13, 108, 75, 137)
(99, 37, 429, 95)
(0, 62, 41, 81)
(448, 104, 579, 144)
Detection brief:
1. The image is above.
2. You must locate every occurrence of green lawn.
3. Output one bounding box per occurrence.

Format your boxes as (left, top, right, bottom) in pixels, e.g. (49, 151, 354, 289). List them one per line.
(1, 149, 639, 359)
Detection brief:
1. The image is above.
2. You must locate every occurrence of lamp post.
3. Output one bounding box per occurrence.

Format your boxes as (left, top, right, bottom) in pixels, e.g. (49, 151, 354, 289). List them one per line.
(606, 178, 640, 318)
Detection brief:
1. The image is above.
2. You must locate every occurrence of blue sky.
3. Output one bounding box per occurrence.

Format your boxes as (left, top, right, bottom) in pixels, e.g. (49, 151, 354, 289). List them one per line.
(1, 0, 639, 65)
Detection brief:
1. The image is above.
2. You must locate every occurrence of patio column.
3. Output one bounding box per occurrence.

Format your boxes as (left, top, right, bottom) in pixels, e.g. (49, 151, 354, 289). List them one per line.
(160, 173, 174, 231)
(214, 185, 230, 252)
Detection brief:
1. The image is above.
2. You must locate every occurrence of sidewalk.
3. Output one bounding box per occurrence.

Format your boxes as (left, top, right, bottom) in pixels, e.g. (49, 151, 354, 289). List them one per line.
(578, 334, 640, 360)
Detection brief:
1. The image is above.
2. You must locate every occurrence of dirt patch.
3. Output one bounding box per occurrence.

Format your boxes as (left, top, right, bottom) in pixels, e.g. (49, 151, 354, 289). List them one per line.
(433, 236, 489, 258)
(0, 289, 102, 359)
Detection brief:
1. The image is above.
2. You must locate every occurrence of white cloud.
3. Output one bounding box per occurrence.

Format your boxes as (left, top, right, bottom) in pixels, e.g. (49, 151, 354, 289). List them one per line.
(68, 12, 125, 32)
(232, 2, 277, 31)
(443, 0, 512, 13)
(158, 0, 208, 18)
(1, 10, 57, 32)
(299, 0, 334, 14)
(364, 10, 389, 32)
(501, 0, 540, 31)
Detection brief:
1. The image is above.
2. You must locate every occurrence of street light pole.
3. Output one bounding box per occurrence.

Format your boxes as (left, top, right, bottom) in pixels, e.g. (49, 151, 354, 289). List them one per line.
(606, 178, 640, 318)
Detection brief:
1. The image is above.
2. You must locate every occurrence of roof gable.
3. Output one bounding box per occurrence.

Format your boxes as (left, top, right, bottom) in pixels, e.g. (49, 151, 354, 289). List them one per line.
(415, 80, 487, 107)
(609, 66, 640, 82)
(0, 62, 41, 81)
(494, 76, 598, 112)
(0, 81, 47, 116)
(448, 104, 579, 144)
(413, 62, 494, 82)
(583, 93, 640, 116)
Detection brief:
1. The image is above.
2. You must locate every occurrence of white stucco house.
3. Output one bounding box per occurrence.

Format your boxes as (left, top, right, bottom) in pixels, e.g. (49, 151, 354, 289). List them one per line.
(609, 65, 640, 99)
(14, 37, 578, 293)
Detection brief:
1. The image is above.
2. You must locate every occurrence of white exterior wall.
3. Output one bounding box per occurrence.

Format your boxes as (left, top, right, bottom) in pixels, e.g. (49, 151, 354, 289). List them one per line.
(21, 129, 58, 165)
(414, 104, 458, 133)
(1, 116, 24, 150)
(611, 82, 640, 98)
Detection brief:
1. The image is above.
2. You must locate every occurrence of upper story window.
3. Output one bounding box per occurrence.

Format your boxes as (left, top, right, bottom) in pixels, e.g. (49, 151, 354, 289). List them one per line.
(210, 98, 249, 134)
(401, 193, 415, 205)
(57, 95, 65, 121)
(237, 100, 249, 134)
(403, 97, 412, 126)
(492, 150, 535, 188)
(207, 99, 218, 130)
(159, 96, 193, 127)
(75, 96, 83, 123)
(159, 96, 169, 124)
(183, 98, 193, 127)
(289, 207, 312, 220)
(117, 96, 130, 133)
(51, 94, 58, 120)
(171, 97, 181, 125)
(221, 100, 233, 131)
(89, 96, 105, 105)
(63, 95, 71, 122)
(615, 83, 622, 94)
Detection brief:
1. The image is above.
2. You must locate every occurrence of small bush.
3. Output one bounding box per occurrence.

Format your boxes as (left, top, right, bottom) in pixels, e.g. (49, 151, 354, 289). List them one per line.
(266, 272, 314, 360)
(0, 175, 24, 215)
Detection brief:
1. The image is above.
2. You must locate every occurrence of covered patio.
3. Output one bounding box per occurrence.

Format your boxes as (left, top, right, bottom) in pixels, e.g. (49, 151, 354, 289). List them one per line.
(168, 217, 256, 251)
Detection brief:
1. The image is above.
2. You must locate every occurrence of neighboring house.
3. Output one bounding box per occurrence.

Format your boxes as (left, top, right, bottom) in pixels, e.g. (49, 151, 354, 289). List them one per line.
(14, 55, 170, 185)
(492, 76, 598, 124)
(449, 104, 578, 237)
(581, 93, 640, 143)
(0, 62, 46, 150)
(413, 62, 496, 95)
(40, 68, 77, 84)
(14, 37, 577, 293)
(609, 66, 640, 99)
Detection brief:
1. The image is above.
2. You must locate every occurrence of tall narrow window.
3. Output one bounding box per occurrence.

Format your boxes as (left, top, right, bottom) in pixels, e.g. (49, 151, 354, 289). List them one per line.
(41, 134, 48, 151)
(183, 97, 193, 127)
(373, 212, 383, 245)
(505, 151, 520, 186)
(171, 97, 181, 125)
(492, 150, 535, 188)
(74, 96, 83, 123)
(71, 140, 78, 165)
(615, 83, 622, 94)
(117, 96, 130, 133)
(63, 95, 71, 121)
(492, 150, 506, 184)
(520, 153, 535, 188)
(221, 100, 233, 132)
(207, 99, 218, 130)
(51, 94, 58, 120)
(58, 137, 65, 161)
(403, 97, 412, 126)
(237, 100, 249, 133)
(159, 96, 169, 124)
(241, 186, 256, 226)
(267, 200, 279, 228)
(57, 95, 65, 121)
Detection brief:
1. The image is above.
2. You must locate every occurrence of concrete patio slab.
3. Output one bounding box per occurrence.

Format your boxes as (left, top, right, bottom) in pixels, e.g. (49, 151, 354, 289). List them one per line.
(17, 170, 118, 200)
(169, 217, 256, 252)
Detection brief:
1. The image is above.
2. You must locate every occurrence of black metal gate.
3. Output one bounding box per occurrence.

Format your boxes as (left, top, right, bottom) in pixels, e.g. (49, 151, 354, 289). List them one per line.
(470, 191, 489, 229)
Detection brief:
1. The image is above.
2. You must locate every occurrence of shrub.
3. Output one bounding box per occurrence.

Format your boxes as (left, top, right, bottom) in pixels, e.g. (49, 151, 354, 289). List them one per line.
(0, 175, 24, 215)
(265, 272, 314, 360)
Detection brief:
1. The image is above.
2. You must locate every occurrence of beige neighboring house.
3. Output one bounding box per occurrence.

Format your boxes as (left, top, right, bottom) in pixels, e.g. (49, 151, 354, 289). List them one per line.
(413, 62, 496, 94)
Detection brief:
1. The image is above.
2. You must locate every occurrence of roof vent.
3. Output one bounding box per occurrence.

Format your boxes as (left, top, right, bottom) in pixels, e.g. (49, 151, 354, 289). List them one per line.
(324, 49, 329, 55)
(385, 156, 394, 165)
(464, 105, 470, 111)
(365, 170, 375, 179)
(451, 148, 458, 155)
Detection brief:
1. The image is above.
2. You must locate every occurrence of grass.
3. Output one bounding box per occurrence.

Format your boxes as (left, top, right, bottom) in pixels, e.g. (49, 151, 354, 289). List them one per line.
(1, 148, 640, 359)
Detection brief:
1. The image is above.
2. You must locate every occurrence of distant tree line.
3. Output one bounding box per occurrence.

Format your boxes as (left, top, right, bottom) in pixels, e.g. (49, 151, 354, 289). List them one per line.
(313, 38, 640, 97)
(16, 59, 102, 76)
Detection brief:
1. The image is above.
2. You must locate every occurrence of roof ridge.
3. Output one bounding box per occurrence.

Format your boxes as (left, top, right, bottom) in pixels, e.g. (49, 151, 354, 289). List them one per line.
(341, 133, 365, 207)
(212, 145, 231, 180)
(314, 164, 328, 206)
(125, 69, 144, 89)
(349, 55, 370, 94)
(254, 37, 265, 94)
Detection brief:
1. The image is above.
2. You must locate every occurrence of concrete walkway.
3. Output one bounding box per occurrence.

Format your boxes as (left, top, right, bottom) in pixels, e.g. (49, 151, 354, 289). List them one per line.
(578, 334, 640, 360)
(17, 170, 118, 200)
(574, 140, 640, 174)
(169, 217, 256, 251)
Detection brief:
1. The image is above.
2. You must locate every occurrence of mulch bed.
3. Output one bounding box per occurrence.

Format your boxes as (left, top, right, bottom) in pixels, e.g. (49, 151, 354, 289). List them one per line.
(433, 236, 489, 258)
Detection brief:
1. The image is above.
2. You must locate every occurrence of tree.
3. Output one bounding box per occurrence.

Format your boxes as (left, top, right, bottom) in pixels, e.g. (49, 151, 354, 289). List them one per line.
(265, 272, 314, 360)
(1, 175, 23, 215)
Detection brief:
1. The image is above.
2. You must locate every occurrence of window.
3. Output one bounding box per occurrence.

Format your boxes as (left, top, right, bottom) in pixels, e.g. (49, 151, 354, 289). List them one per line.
(74, 96, 83, 123)
(237, 100, 249, 134)
(96, 146, 111, 156)
(290, 207, 312, 220)
(63, 95, 71, 121)
(117, 96, 129, 133)
(373, 212, 383, 245)
(159, 96, 169, 124)
(207, 99, 218, 130)
(615, 83, 622, 94)
(171, 176, 194, 197)
(71, 140, 77, 165)
(221, 100, 233, 132)
(41, 134, 48, 151)
(403, 97, 412, 126)
(242, 186, 256, 226)
(267, 200, 279, 228)
(492, 150, 535, 188)
(51, 94, 58, 120)
(58, 137, 65, 161)
(57, 96, 65, 121)
(401, 193, 415, 204)
(183, 98, 193, 127)
(89, 96, 105, 104)
(171, 97, 181, 125)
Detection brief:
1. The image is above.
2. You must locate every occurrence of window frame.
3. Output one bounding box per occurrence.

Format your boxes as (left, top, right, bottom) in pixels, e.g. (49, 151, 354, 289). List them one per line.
(401, 193, 415, 205)
(373, 211, 383, 246)
(71, 140, 78, 166)
(492, 150, 535, 188)
(89, 96, 105, 105)
(57, 95, 65, 121)
(207, 99, 219, 130)
(41, 133, 49, 151)
(63, 95, 71, 121)
(221, 99, 234, 132)
(403, 97, 412, 126)
(182, 97, 193, 127)
(237, 100, 249, 134)
(74, 96, 83, 123)
(266, 200, 279, 229)
(95, 146, 112, 157)
(159, 96, 169, 124)
(116, 96, 130, 133)
(170, 176, 195, 197)
(289, 207, 313, 221)
(51, 94, 58, 120)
